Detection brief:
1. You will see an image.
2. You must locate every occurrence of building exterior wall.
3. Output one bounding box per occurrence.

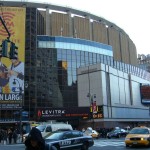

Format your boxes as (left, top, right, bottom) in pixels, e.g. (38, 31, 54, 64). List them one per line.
(108, 27, 121, 61)
(77, 63, 150, 127)
(51, 12, 70, 36)
(120, 33, 130, 64)
(92, 21, 108, 45)
(0, 1, 149, 128)
(1, 1, 138, 65)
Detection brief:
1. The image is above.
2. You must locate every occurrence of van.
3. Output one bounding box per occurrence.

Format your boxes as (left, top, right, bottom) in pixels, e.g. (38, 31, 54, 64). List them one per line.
(36, 123, 73, 138)
(23, 123, 73, 142)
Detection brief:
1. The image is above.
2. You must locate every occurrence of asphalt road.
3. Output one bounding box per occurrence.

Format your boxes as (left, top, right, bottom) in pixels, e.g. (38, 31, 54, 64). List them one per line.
(0, 138, 150, 150)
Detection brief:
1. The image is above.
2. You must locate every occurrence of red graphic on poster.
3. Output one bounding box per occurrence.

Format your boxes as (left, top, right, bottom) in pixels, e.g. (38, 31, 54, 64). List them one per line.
(0, 12, 15, 36)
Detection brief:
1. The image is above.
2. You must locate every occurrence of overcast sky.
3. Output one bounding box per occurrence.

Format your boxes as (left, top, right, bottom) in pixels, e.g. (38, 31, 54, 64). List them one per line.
(16, 0, 150, 55)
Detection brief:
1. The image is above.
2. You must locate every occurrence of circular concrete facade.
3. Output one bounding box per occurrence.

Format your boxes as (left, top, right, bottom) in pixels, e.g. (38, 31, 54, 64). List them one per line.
(1, 0, 137, 65)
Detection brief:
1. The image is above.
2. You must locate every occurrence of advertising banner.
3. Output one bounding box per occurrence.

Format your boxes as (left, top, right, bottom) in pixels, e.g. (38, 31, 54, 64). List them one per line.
(37, 106, 104, 120)
(140, 83, 150, 104)
(0, 7, 26, 109)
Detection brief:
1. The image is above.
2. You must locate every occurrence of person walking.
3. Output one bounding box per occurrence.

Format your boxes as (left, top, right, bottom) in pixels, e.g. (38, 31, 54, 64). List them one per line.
(8, 129, 13, 144)
(12, 129, 18, 144)
(25, 127, 57, 150)
(3, 129, 8, 145)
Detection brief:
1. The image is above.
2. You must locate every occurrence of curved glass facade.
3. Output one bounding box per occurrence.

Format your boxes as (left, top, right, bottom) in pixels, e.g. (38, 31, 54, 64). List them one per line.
(37, 36, 113, 57)
(36, 36, 113, 108)
(35, 36, 150, 110)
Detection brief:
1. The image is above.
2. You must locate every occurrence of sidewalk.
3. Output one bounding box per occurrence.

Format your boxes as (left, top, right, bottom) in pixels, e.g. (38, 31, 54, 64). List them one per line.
(0, 135, 23, 145)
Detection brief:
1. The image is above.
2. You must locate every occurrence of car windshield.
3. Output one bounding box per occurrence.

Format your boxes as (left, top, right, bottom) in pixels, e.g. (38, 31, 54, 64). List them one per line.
(46, 132, 63, 140)
(129, 128, 149, 134)
(36, 125, 46, 132)
(111, 129, 120, 133)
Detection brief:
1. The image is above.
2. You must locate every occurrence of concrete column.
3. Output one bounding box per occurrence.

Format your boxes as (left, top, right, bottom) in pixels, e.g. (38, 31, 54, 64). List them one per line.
(67, 11, 73, 37)
(46, 8, 50, 35)
(85, 15, 92, 40)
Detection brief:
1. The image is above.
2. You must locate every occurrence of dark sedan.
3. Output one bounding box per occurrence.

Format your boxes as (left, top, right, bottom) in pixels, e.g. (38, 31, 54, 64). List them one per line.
(45, 130, 94, 150)
(107, 129, 128, 139)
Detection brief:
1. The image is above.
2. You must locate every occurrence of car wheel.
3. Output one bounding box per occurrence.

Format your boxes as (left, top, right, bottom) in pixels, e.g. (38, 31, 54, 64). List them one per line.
(81, 142, 88, 150)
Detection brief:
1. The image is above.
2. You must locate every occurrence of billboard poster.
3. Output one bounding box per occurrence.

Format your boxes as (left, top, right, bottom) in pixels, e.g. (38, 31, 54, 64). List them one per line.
(140, 83, 150, 104)
(0, 7, 25, 109)
(37, 106, 104, 120)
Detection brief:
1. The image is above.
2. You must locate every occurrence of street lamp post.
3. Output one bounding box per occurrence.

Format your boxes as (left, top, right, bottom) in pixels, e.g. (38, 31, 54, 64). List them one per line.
(87, 93, 96, 129)
(13, 78, 23, 142)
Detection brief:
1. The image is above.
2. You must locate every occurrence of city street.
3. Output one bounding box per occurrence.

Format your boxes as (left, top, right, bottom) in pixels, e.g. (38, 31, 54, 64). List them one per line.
(0, 138, 149, 150)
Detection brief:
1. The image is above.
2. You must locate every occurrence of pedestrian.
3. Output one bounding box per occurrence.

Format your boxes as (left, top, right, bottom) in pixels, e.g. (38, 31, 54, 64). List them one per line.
(3, 129, 7, 145)
(0, 129, 2, 143)
(12, 129, 18, 144)
(25, 127, 57, 150)
(8, 129, 13, 144)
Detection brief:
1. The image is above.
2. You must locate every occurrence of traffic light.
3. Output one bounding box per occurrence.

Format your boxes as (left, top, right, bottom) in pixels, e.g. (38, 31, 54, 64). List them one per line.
(9, 42, 18, 59)
(0, 40, 8, 57)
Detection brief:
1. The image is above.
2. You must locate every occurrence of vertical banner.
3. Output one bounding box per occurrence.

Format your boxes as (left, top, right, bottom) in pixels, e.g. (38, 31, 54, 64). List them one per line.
(0, 7, 25, 109)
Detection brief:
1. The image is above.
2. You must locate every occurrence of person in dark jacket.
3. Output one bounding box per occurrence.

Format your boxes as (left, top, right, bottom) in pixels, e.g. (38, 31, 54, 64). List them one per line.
(25, 127, 56, 150)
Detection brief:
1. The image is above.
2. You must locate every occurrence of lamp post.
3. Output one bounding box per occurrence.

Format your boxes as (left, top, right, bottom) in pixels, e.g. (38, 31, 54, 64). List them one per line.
(13, 78, 23, 142)
(87, 66, 97, 129)
(87, 93, 96, 129)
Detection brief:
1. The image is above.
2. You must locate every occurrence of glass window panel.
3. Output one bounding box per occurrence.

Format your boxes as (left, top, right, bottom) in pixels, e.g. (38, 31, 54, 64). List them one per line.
(96, 54, 100, 63)
(62, 54, 67, 60)
(72, 68, 77, 76)
(62, 49, 67, 55)
(67, 69, 72, 76)
(76, 51, 80, 56)
(81, 51, 84, 56)
(77, 62, 80, 68)
(85, 52, 88, 57)
(67, 50, 71, 55)
(85, 56, 89, 64)
(72, 54, 76, 61)
(68, 75, 73, 86)
(100, 55, 104, 63)
(67, 61, 71, 68)
(72, 50, 75, 56)
(67, 54, 71, 60)
(73, 75, 77, 83)
(72, 62, 76, 69)
(103, 55, 107, 64)
(89, 53, 92, 64)
(93, 53, 96, 63)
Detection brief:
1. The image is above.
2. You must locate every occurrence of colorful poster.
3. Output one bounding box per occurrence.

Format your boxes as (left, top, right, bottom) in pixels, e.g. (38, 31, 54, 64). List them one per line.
(0, 7, 25, 108)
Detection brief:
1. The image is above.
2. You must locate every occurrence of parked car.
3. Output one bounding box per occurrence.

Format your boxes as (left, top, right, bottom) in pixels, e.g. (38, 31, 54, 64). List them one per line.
(107, 128, 127, 139)
(45, 130, 94, 150)
(125, 126, 150, 147)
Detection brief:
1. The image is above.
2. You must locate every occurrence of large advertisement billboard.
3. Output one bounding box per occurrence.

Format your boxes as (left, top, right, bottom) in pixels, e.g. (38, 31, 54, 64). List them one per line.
(0, 7, 25, 109)
(37, 106, 103, 121)
(140, 83, 150, 104)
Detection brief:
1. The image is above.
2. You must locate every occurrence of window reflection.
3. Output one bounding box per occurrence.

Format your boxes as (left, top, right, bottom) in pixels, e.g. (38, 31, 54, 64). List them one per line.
(36, 36, 145, 108)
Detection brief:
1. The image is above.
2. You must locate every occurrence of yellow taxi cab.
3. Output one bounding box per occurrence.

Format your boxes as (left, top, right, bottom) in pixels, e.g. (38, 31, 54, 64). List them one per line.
(125, 126, 150, 147)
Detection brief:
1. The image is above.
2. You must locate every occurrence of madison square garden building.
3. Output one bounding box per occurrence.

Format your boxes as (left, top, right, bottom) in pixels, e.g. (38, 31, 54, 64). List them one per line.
(0, 1, 150, 129)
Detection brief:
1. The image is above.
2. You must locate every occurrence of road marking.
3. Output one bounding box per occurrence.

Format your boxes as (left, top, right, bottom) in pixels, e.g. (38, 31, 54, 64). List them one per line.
(94, 141, 125, 147)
